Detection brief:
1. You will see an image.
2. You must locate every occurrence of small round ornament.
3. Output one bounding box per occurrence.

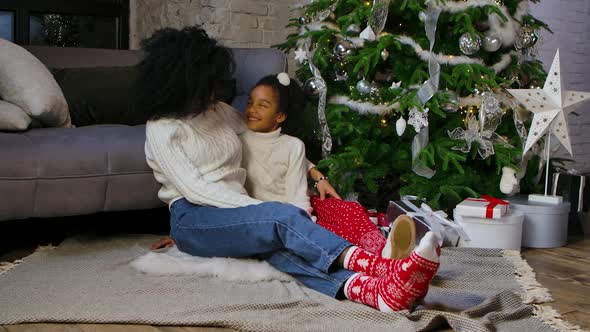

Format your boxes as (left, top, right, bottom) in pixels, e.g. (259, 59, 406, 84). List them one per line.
(380, 49, 389, 61)
(298, 15, 310, 25)
(346, 24, 361, 34)
(514, 25, 538, 50)
(304, 78, 321, 95)
(459, 32, 482, 55)
(441, 90, 459, 112)
(418, 11, 427, 22)
(333, 40, 354, 60)
(356, 79, 372, 95)
(396, 117, 407, 136)
(483, 35, 502, 52)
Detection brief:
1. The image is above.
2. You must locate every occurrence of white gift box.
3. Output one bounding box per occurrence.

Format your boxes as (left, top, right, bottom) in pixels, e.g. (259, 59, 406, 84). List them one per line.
(455, 196, 509, 219)
(507, 196, 571, 248)
(455, 209, 524, 250)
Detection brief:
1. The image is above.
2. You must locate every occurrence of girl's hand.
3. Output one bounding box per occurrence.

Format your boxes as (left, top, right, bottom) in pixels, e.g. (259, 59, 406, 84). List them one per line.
(316, 178, 342, 200)
(150, 236, 176, 250)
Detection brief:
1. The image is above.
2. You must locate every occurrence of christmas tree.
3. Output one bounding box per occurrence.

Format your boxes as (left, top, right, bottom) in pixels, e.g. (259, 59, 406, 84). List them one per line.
(276, 0, 551, 211)
(41, 14, 80, 48)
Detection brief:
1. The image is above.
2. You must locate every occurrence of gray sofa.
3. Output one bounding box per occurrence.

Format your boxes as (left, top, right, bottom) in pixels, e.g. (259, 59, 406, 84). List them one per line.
(0, 46, 287, 221)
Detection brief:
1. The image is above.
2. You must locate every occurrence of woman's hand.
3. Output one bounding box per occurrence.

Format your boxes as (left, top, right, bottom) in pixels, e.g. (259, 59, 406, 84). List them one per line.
(150, 236, 176, 250)
(315, 178, 342, 200)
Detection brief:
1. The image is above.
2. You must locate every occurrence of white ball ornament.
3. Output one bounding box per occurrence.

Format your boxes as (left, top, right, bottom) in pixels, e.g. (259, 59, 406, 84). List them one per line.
(356, 79, 372, 95)
(277, 72, 290, 86)
(396, 117, 407, 136)
(483, 35, 502, 52)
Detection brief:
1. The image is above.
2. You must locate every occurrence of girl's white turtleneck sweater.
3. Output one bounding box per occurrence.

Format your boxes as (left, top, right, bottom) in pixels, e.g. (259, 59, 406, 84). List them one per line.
(145, 102, 263, 208)
(240, 128, 313, 217)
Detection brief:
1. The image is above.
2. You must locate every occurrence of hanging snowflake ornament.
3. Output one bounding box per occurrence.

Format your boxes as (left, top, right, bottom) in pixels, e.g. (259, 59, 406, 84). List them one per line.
(479, 92, 503, 130)
(507, 50, 590, 156)
(294, 48, 308, 64)
(408, 107, 429, 133)
(390, 81, 401, 89)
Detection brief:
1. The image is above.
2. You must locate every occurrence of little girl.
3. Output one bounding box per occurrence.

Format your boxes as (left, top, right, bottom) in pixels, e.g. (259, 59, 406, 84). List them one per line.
(240, 73, 417, 260)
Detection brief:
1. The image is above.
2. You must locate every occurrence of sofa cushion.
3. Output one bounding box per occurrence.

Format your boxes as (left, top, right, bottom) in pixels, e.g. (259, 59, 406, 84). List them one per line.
(0, 100, 31, 131)
(0, 125, 163, 220)
(0, 39, 71, 128)
(52, 66, 142, 126)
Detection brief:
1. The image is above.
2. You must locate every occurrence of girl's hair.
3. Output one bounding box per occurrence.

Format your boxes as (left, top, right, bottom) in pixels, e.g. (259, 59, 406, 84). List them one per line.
(253, 74, 306, 137)
(134, 26, 235, 120)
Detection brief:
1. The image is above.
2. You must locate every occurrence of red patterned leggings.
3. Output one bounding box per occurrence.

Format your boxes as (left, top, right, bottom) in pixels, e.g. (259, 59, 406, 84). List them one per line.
(310, 196, 386, 255)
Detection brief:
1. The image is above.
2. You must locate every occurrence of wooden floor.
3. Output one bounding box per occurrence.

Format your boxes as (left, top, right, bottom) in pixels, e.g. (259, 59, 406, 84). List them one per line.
(521, 236, 590, 330)
(1, 224, 589, 331)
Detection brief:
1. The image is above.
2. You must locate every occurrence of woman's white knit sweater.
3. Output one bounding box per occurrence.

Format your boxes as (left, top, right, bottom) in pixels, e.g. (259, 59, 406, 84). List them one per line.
(240, 128, 313, 217)
(145, 102, 262, 208)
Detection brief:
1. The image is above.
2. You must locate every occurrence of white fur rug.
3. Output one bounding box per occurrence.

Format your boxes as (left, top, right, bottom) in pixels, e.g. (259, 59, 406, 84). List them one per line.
(130, 246, 294, 282)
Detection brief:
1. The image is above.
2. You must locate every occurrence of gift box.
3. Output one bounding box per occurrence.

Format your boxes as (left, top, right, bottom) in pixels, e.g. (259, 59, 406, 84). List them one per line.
(454, 209, 524, 250)
(550, 172, 590, 235)
(365, 209, 389, 227)
(507, 196, 570, 248)
(455, 195, 509, 219)
(386, 198, 465, 247)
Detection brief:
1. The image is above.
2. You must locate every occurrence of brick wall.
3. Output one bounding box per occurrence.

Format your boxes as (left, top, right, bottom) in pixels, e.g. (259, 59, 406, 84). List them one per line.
(530, 0, 590, 172)
(129, 0, 301, 71)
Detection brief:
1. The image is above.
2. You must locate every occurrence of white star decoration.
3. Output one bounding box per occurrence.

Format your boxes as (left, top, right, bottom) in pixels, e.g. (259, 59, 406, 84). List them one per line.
(508, 50, 590, 156)
(294, 48, 308, 64)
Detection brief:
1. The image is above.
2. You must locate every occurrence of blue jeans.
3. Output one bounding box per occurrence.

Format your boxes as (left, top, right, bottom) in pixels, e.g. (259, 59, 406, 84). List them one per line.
(170, 199, 354, 298)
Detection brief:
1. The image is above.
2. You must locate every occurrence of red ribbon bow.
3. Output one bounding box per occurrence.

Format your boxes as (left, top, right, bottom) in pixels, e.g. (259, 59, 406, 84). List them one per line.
(466, 195, 509, 218)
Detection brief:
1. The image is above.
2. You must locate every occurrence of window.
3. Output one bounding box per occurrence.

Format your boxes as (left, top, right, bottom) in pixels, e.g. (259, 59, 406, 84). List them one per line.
(0, 0, 129, 49)
(0, 11, 14, 41)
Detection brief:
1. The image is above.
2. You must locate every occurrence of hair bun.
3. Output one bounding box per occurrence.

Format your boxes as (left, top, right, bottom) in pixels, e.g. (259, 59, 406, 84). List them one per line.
(277, 72, 290, 86)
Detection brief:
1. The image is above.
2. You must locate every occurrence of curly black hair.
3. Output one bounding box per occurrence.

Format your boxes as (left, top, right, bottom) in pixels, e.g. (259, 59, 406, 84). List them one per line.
(253, 74, 306, 138)
(134, 26, 235, 120)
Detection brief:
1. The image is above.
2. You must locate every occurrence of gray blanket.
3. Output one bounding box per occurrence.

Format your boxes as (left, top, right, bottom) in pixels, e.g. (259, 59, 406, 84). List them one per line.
(0, 234, 561, 331)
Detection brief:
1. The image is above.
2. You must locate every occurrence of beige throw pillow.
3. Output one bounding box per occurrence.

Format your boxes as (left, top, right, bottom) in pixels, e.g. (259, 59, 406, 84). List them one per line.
(0, 100, 31, 131)
(0, 39, 71, 128)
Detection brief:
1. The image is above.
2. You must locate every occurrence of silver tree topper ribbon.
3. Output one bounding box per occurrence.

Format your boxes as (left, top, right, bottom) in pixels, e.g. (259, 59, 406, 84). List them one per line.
(299, 36, 332, 157)
(412, 4, 442, 178)
(309, 62, 332, 157)
(370, 0, 390, 35)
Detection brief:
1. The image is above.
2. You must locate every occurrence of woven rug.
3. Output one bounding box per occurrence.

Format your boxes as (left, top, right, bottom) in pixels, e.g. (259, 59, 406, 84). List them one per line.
(0, 234, 582, 332)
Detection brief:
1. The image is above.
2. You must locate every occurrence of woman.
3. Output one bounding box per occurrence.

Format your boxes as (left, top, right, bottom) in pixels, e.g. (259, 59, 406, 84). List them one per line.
(139, 26, 440, 312)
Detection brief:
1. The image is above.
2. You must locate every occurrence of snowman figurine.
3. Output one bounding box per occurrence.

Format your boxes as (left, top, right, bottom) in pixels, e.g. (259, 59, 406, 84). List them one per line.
(500, 167, 520, 195)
